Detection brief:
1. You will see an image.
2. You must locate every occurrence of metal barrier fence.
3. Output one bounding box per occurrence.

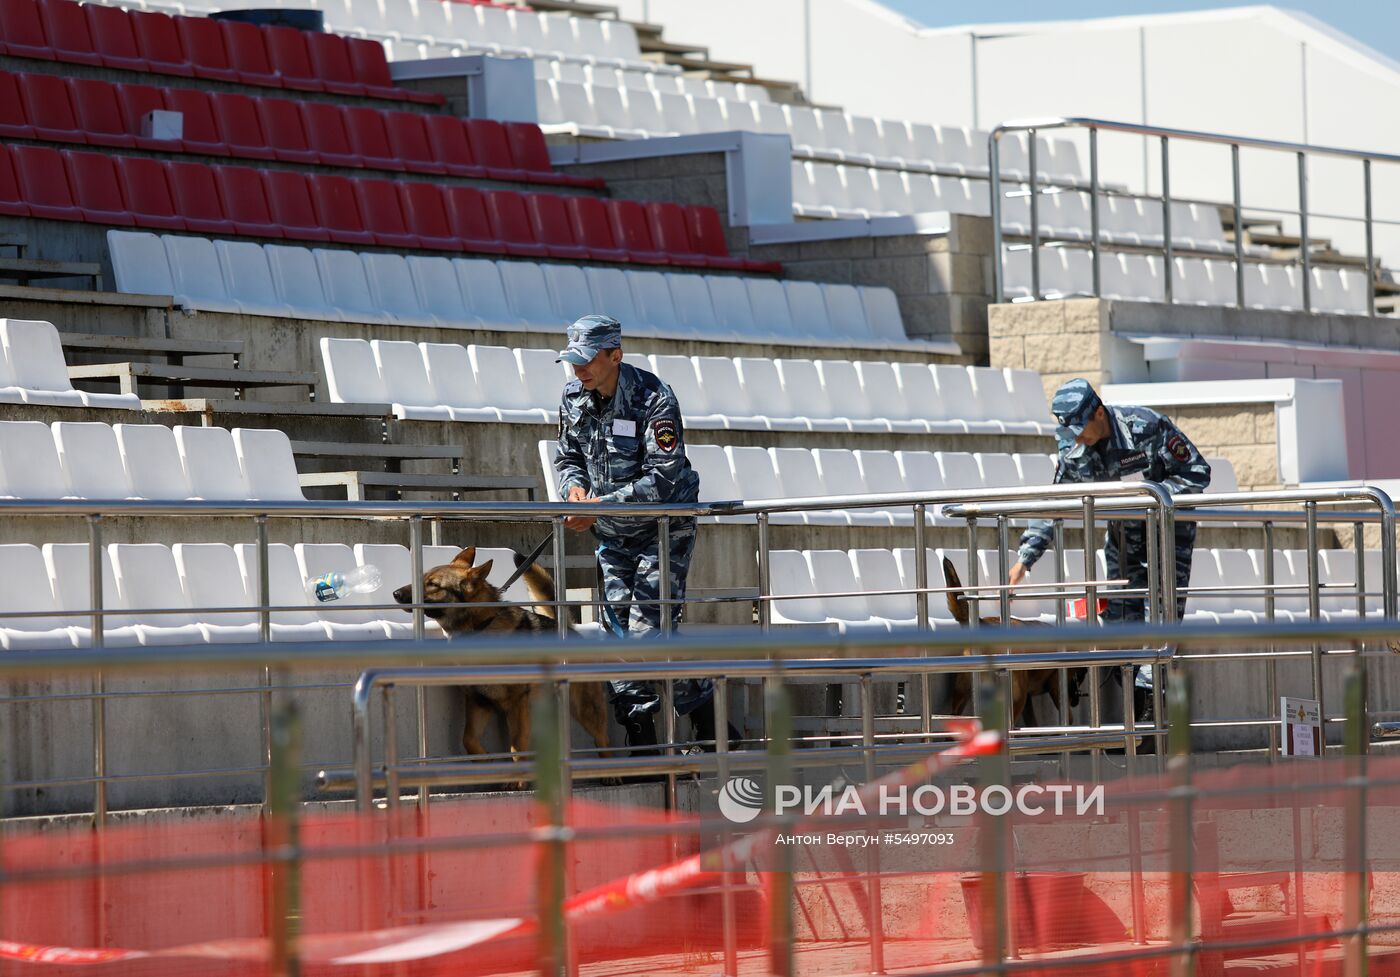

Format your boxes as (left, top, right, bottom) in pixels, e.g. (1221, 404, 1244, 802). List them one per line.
(988, 116, 1399, 315)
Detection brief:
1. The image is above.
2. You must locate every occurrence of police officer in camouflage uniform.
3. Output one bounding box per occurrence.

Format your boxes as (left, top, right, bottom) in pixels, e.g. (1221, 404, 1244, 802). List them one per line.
(553, 314, 730, 752)
(1010, 378, 1211, 717)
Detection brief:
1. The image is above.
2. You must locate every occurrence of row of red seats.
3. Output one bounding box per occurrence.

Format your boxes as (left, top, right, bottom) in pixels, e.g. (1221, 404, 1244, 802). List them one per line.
(0, 0, 439, 104)
(0, 68, 602, 188)
(0, 144, 780, 272)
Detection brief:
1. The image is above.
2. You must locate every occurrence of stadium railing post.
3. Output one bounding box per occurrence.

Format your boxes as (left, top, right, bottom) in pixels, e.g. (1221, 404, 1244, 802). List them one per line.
(1264, 520, 1280, 759)
(859, 673, 886, 974)
(976, 676, 1011, 970)
(533, 664, 569, 977)
(267, 698, 302, 977)
(1166, 665, 1194, 977)
(764, 670, 795, 977)
(1342, 662, 1369, 977)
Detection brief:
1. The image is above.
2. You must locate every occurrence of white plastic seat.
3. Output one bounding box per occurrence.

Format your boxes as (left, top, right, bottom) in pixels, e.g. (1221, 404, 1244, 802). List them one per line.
(694, 356, 765, 428)
(297, 543, 392, 639)
(822, 284, 872, 342)
(936, 451, 983, 491)
(666, 273, 724, 338)
(53, 421, 135, 499)
(775, 359, 847, 432)
(932, 365, 1003, 434)
(734, 358, 805, 432)
(0, 420, 71, 498)
(896, 450, 945, 493)
(44, 543, 139, 647)
(854, 449, 910, 522)
(853, 548, 916, 625)
(314, 248, 379, 321)
(266, 245, 338, 321)
(648, 355, 722, 427)
(1006, 369, 1052, 426)
(1016, 454, 1056, 485)
(2, 318, 132, 407)
(746, 278, 798, 338)
(807, 550, 884, 630)
(813, 448, 887, 526)
(976, 453, 1023, 488)
(1207, 457, 1238, 494)
(893, 364, 953, 430)
(853, 360, 927, 433)
(164, 234, 239, 313)
(354, 542, 450, 638)
(320, 337, 389, 405)
(628, 270, 683, 335)
(0, 543, 80, 649)
(233, 428, 304, 501)
(969, 367, 1041, 435)
(725, 445, 785, 509)
(542, 263, 593, 323)
(372, 339, 450, 421)
(686, 444, 739, 503)
(110, 543, 207, 645)
(766, 550, 830, 627)
(422, 343, 495, 421)
(407, 256, 474, 328)
(786, 107, 833, 158)
(215, 240, 285, 318)
(623, 88, 666, 134)
(538, 439, 562, 501)
(517, 347, 569, 421)
(108, 230, 175, 300)
(783, 281, 835, 340)
(456, 259, 526, 331)
(467, 345, 551, 423)
(173, 542, 261, 642)
(584, 267, 642, 326)
(815, 360, 887, 432)
(233, 543, 331, 641)
(707, 276, 759, 337)
(1215, 549, 1267, 619)
(363, 252, 435, 327)
(895, 547, 958, 624)
(657, 91, 696, 133)
(175, 426, 251, 500)
(114, 423, 192, 499)
(771, 446, 839, 526)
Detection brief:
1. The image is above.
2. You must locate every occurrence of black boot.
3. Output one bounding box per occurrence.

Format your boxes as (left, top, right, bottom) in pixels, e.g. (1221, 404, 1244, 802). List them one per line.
(689, 701, 742, 753)
(623, 712, 660, 758)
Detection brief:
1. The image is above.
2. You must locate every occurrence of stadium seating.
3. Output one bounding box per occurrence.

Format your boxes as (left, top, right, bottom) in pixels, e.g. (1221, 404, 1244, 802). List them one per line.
(320, 340, 1031, 425)
(0, 541, 534, 648)
(0, 0, 441, 103)
(0, 68, 599, 187)
(532, 59, 770, 104)
(0, 419, 304, 500)
(0, 318, 140, 409)
(765, 545, 1380, 631)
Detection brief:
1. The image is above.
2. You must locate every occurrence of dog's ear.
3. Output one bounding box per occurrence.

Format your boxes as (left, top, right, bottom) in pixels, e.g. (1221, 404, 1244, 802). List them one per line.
(471, 558, 495, 580)
(451, 546, 477, 567)
(941, 557, 970, 625)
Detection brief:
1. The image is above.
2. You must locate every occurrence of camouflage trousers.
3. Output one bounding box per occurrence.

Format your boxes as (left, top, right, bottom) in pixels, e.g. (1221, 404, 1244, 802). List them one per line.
(595, 519, 712, 719)
(1102, 519, 1196, 693)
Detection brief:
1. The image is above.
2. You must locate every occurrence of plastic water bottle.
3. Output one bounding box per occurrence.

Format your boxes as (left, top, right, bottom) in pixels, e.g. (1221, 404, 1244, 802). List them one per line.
(306, 564, 381, 603)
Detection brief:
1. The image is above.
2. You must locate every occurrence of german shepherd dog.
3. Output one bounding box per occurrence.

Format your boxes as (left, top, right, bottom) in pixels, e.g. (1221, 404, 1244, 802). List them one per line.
(941, 557, 1085, 726)
(392, 546, 611, 767)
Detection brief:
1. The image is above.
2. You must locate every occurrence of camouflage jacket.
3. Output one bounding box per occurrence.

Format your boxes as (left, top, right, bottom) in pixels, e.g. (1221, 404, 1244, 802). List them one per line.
(553, 362, 700, 540)
(1017, 404, 1211, 568)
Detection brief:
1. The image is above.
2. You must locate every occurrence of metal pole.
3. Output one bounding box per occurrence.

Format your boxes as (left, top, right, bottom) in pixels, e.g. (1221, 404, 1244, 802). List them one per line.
(1089, 127, 1101, 296)
(1342, 663, 1368, 977)
(1166, 665, 1194, 977)
(658, 516, 672, 638)
(533, 667, 568, 977)
(1383, 500, 1398, 620)
(256, 515, 272, 809)
(1161, 135, 1173, 305)
(1299, 151, 1311, 313)
(86, 514, 106, 824)
(409, 516, 428, 814)
(1145, 508, 1161, 625)
(996, 515, 1011, 625)
(1232, 144, 1245, 309)
(1029, 128, 1041, 301)
(1082, 497, 1098, 624)
(715, 675, 738, 977)
(757, 512, 772, 632)
(990, 131, 1005, 304)
(1306, 501, 1324, 722)
(382, 684, 399, 809)
(1053, 520, 1069, 725)
(1264, 521, 1280, 759)
(553, 517, 568, 639)
(860, 674, 885, 975)
(914, 505, 931, 739)
(266, 699, 302, 977)
(965, 518, 980, 627)
(977, 677, 1009, 967)
(1364, 158, 1375, 318)
(765, 673, 795, 977)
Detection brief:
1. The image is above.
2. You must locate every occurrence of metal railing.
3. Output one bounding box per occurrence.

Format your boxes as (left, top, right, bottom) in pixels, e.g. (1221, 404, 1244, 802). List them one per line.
(989, 116, 1400, 315)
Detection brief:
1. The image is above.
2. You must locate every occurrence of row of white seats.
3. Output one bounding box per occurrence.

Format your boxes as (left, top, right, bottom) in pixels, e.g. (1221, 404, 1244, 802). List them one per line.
(0, 541, 528, 649)
(539, 441, 1236, 525)
(767, 546, 1381, 632)
(535, 80, 1082, 182)
(0, 420, 303, 501)
(319, 336, 1054, 434)
(1004, 248, 1372, 315)
(108, 231, 915, 348)
(0, 318, 139, 410)
(532, 58, 769, 102)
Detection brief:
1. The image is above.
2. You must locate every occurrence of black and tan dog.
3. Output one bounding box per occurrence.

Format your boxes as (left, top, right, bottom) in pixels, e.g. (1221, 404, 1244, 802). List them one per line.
(941, 557, 1085, 727)
(392, 546, 611, 764)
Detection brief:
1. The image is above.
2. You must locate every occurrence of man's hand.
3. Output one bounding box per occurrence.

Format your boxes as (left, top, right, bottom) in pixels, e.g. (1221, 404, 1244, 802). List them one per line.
(1008, 562, 1029, 587)
(565, 485, 598, 532)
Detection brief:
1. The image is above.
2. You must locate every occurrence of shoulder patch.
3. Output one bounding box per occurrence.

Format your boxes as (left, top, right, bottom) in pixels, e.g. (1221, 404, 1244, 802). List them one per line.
(1167, 433, 1191, 463)
(652, 417, 678, 453)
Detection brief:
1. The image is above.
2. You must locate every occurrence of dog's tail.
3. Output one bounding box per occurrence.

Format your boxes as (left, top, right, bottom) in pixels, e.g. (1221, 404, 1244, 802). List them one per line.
(514, 551, 576, 624)
(941, 557, 972, 625)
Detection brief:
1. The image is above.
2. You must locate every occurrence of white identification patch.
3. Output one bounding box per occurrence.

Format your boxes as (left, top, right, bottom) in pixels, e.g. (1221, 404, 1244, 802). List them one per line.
(613, 418, 636, 437)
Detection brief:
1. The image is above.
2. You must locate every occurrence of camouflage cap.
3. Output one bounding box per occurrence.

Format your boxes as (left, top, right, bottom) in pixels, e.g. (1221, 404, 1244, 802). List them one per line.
(1050, 378, 1102, 436)
(558, 314, 622, 366)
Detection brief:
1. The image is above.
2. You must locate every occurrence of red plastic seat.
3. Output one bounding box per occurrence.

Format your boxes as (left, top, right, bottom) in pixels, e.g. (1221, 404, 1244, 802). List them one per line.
(262, 169, 328, 241)
(526, 192, 589, 260)
(263, 25, 321, 92)
(484, 190, 548, 257)
(114, 155, 184, 230)
(443, 186, 497, 251)
(212, 164, 281, 237)
(397, 182, 459, 250)
(11, 144, 81, 220)
(683, 204, 755, 271)
(254, 96, 317, 164)
(299, 101, 360, 167)
(20, 71, 83, 143)
(422, 115, 485, 178)
(163, 87, 227, 155)
(0, 70, 34, 139)
(64, 150, 133, 225)
(0, 146, 31, 216)
(344, 106, 403, 171)
(114, 82, 175, 150)
(606, 198, 668, 265)
(129, 9, 192, 77)
(354, 178, 420, 248)
(83, 3, 148, 72)
(174, 14, 238, 83)
(210, 92, 276, 160)
(345, 35, 441, 103)
(219, 19, 279, 88)
(502, 122, 553, 174)
(37, 0, 100, 66)
(383, 111, 444, 174)
(0, 0, 54, 60)
(646, 201, 713, 268)
(565, 196, 628, 263)
(464, 118, 525, 179)
(308, 174, 374, 245)
(167, 160, 234, 234)
(304, 31, 363, 96)
(66, 76, 134, 148)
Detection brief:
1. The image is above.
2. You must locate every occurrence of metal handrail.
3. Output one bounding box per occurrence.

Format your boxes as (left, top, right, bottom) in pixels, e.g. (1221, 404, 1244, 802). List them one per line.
(989, 116, 1388, 315)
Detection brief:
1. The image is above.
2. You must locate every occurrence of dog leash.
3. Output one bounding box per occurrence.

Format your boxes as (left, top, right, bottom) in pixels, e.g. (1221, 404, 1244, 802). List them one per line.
(496, 532, 554, 596)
